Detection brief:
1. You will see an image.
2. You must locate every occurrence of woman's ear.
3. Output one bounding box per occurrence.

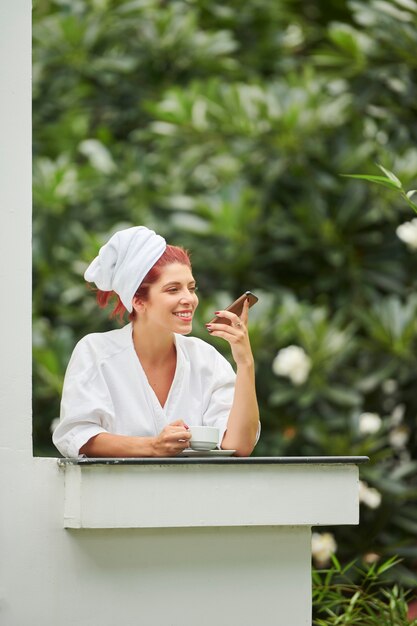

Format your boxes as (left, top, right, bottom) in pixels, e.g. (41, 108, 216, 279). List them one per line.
(132, 298, 145, 315)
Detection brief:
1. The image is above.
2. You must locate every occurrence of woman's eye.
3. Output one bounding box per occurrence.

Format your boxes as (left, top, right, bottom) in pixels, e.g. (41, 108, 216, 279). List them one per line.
(166, 286, 197, 294)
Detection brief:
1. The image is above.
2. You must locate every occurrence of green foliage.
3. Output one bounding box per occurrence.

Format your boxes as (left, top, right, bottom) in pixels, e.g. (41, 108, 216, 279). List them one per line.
(313, 556, 417, 625)
(33, 0, 417, 585)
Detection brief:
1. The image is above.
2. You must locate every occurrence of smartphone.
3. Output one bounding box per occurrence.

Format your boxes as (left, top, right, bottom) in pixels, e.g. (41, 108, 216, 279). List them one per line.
(208, 291, 259, 325)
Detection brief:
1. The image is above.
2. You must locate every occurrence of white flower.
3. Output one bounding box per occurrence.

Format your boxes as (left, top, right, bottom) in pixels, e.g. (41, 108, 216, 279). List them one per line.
(272, 345, 312, 385)
(359, 412, 382, 435)
(282, 24, 304, 48)
(311, 532, 337, 566)
(359, 481, 382, 509)
(389, 425, 410, 450)
(396, 218, 417, 250)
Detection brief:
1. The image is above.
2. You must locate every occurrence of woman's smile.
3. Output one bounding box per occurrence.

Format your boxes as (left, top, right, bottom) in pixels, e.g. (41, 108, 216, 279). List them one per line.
(173, 310, 193, 322)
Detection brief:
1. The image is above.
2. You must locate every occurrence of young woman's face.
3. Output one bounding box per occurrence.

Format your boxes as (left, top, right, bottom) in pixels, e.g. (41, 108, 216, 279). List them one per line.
(138, 263, 199, 335)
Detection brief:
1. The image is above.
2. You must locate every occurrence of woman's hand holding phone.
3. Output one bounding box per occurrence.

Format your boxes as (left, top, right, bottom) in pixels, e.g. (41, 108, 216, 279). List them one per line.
(207, 291, 258, 326)
(206, 291, 260, 456)
(205, 292, 257, 367)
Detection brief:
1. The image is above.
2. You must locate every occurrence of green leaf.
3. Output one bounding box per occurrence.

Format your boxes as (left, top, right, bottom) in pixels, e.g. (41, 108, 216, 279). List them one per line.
(341, 174, 402, 191)
(376, 556, 403, 576)
(376, 163, 402, 188)
(403, 190, 417, 213)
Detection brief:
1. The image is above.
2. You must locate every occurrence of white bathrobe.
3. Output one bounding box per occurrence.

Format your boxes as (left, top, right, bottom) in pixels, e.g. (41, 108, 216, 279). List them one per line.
(53, 323, 237, 457)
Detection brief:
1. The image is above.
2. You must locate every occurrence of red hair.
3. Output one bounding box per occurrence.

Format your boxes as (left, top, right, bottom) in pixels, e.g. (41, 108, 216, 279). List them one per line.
(95, 245, 191, 322)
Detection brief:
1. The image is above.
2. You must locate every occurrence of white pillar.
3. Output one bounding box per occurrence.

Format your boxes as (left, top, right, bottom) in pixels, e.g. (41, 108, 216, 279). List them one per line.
(0, 0, 32, 456)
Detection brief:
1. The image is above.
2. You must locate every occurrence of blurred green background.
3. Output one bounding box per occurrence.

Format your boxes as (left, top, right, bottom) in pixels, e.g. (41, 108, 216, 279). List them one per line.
(33, 0, 417, 586)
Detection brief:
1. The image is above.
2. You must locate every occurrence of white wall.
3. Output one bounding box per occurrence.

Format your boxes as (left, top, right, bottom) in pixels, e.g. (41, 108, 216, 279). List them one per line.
(0, 4, 36, 623)
(0, 0, 32, 455)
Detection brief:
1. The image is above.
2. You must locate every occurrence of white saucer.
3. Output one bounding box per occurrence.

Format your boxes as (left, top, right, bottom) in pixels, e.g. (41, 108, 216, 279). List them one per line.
(178, 449, 236, 457)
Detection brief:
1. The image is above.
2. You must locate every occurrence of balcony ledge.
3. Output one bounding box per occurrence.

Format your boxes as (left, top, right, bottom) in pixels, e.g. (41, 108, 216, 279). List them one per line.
(58, 455, 368, 529)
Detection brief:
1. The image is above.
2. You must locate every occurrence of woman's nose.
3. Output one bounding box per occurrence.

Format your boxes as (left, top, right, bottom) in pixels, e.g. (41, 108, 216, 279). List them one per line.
(179, 289, 195, 302)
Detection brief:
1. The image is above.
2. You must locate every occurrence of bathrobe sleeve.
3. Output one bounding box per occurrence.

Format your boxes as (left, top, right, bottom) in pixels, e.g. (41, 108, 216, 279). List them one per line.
(52, 339, 115, 457)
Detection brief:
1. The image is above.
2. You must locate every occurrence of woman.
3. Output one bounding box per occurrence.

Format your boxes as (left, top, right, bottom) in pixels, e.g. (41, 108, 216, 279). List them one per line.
(53, 226, 260, 457)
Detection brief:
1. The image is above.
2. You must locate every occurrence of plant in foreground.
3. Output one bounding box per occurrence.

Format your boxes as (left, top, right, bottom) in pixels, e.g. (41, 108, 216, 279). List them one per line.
(313, 556, 417, 626)
(343, 164, 417, 215)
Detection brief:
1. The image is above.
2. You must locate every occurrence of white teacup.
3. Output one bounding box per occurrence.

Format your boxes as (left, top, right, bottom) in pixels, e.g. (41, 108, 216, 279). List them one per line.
(189, 426, 219, 451)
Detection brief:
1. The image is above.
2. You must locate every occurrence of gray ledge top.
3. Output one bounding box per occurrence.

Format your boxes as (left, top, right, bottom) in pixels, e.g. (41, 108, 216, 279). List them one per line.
(58, 455, 369, 466)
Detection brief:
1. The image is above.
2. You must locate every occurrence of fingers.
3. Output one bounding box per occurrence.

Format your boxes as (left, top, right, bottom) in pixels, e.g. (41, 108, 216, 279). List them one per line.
(166, 421, 191, 444)
(210, 301, 250, 329)
(212, 309, 242, 325)
(155, 426, 191, 456)
(241, 297, 249, 325)
(161, 424, 191, 442)
(206, 328, 243, 343)
(206, 299, 254, 367)
(206, 320, 246, 337)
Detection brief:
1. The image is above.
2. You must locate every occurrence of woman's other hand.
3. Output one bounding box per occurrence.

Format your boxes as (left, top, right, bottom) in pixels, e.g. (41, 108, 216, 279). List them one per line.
(151, 419, 191, 457)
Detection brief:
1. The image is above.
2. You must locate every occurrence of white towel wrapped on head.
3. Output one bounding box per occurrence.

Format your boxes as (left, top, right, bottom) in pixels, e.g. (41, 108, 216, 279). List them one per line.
(84, 226, 166, 312)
